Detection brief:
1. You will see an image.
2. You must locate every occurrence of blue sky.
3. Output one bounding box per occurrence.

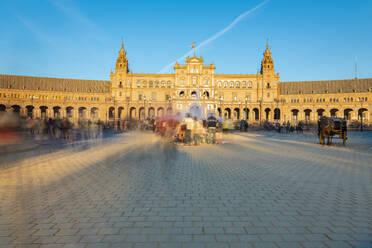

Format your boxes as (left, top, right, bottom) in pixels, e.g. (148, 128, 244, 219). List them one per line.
(1, 0, 371, 81)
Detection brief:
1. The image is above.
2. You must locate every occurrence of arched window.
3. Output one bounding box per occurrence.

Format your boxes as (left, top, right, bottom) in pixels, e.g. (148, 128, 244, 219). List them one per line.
(192, 77, 196, 86)
(203, 91, 209, 98)
(119, 81, 123, 88)
(248, 81, 252, 88)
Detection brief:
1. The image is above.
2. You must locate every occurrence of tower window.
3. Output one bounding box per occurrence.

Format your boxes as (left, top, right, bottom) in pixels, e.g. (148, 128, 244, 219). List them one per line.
(119, 81, 122, 88)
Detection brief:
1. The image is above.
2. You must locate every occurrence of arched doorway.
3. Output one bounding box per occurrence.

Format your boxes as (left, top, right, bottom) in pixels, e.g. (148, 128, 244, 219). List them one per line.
(40, 106, 48, 119)
(26, 105, 34, 118)
(191, 91, 197, 99)
(167, 107, 173, 116)
(148, 107, 155, 119)
(264, 108, 271, 121)
(304, 109, 311, 122)
(108, 107, 115, 120)
(217, 107, 222, 118)
(66, 107, 73, 119)
(253, 108, 259, 121)
(203, 91, 209, 99)
(11, 105, 21, 115)
(130, 107, 136, 119)
(78, 107, 87, 119)
(91, 107, 99, 120)
(139, 107, 145, 120)
(233, 108, 240, 120)
(344, 108, 353, 120)
(330, 108, 339, 117)
(274, 108, 280, 121)
(157, 107, 164, 117)
(53, 106, 61, 119)
(358, 108, 368, 120)
(244, 108, 249, 120)
(118, 107, 124, 120)
(0, 104, 6, 111)
(291, 109, 299, 121)
(317, 109, 325, 118)
(224, 108, 231, 119)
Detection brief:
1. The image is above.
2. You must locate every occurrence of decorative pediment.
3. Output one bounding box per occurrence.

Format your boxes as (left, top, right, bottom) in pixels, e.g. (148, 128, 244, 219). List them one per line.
(186, 55, 204, 64)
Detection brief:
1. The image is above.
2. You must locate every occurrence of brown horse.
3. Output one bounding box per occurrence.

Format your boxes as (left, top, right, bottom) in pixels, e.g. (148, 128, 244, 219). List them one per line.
(318, 117, 335, 145)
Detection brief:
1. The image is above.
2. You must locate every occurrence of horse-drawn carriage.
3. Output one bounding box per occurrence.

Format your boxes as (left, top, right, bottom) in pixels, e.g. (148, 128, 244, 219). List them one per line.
(317, 117, 347, 145)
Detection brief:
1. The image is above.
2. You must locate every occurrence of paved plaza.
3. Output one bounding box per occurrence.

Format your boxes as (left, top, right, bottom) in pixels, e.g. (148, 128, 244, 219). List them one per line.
(0, 131, 371, 248)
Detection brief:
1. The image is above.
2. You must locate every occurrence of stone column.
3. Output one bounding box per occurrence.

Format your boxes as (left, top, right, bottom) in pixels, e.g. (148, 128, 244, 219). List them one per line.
(20, 106, 26, 117)
(46, 107, 51, 119)
(34, 107, 40, 118)
(74, 108, 79, 123)
(86, 108, 91, 120)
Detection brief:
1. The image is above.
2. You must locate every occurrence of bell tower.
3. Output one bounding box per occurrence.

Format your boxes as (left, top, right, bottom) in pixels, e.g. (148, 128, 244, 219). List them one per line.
(259, 42, 280, 103)
(110, 41, 131, 99)
(115, 40, 129, 74)
(260, 42, 274, 74)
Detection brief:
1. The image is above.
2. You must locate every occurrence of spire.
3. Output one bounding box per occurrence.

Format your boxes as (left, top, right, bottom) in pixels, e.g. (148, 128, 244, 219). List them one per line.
(261, 42, 274, 74)
(119, 39, 126, 55)
(115, 41, 128, 73)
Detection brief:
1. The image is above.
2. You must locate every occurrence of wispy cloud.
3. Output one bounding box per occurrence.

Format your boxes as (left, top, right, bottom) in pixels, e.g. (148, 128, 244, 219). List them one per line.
(14, 14, 57, 47)
(158, 0, 270, 73)
(49, 0, 106, 39)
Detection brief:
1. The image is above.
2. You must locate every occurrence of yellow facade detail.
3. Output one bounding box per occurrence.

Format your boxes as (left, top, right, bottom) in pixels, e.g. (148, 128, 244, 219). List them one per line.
(0, 43, 371, 125)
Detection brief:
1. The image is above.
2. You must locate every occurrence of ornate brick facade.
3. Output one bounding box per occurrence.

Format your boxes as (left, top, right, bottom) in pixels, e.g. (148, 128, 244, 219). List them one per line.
(1, 42, 371, 125)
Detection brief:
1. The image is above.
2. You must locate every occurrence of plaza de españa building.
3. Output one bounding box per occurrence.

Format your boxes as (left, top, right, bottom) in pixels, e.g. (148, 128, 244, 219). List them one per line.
(0, 42, 371, 125)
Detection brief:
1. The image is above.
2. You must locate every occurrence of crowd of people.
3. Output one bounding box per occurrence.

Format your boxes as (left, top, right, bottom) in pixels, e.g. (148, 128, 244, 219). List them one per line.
(1, 109, 310, 146)
(263, 121, 304, 133)
(152, 113, 245, 145)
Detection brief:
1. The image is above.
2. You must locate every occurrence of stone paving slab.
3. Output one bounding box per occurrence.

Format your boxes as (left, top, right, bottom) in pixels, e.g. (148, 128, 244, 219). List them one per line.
(0, 131, 371, 248)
